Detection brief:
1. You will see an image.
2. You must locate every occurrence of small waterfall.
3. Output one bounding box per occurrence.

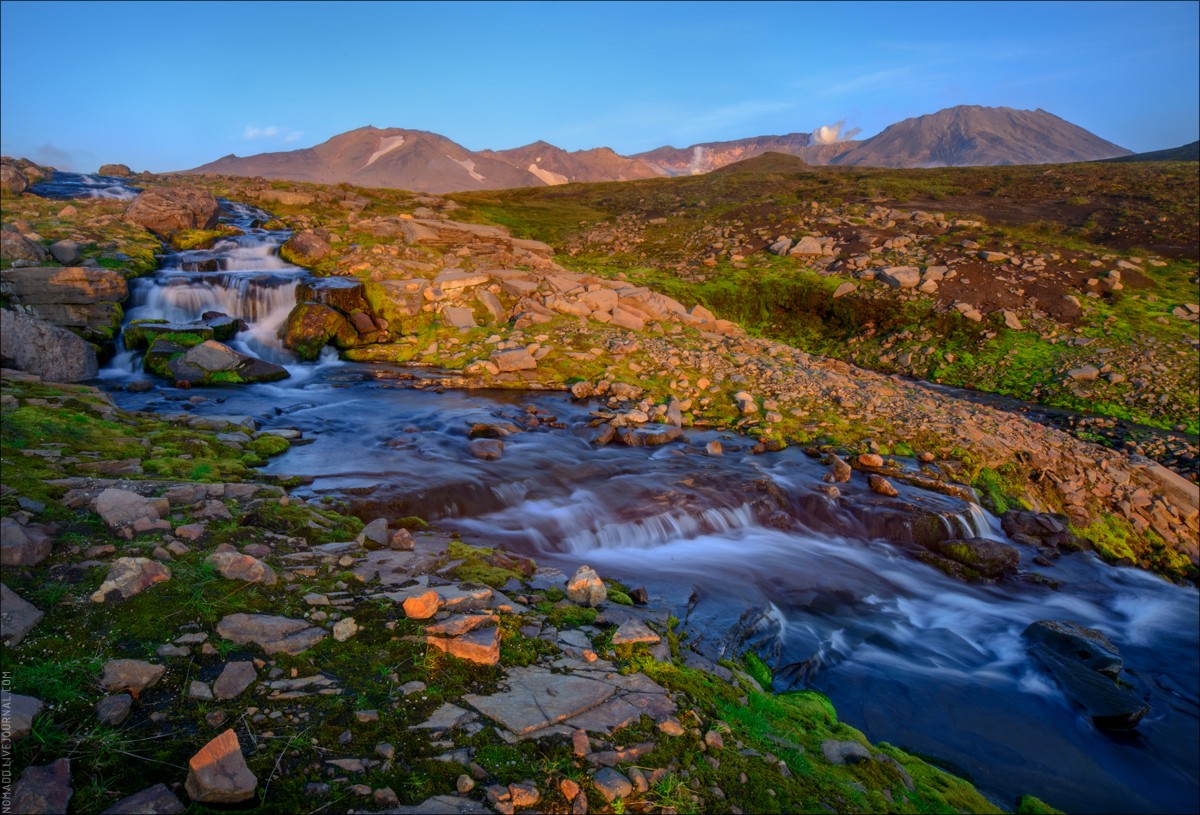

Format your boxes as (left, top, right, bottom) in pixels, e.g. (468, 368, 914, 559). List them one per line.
(29, 171, 141, 200)
(562, 503, 759, 552)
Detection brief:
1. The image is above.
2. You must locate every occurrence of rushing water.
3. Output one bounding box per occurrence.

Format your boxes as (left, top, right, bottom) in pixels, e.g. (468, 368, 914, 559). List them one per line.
(37, 172, 1200, 814)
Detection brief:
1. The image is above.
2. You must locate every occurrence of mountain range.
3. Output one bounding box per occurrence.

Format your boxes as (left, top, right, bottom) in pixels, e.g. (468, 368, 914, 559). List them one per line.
(188, 105, 1133, 193)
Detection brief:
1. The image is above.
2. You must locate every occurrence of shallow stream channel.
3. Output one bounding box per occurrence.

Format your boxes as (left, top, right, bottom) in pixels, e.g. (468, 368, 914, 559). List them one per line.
(36, 173, 1200, 813)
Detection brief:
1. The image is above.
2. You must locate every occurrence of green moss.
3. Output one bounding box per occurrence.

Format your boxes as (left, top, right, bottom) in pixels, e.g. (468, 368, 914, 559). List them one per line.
(974, 466, 1031, 515)
(744, 651, 773, 690)
(169, 228, 228, 251)
(1016, 794, 1065, 814)
(248, 434, 290, 458)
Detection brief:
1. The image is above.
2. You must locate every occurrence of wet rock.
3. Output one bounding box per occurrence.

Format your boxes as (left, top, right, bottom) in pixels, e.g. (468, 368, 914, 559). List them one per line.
(616, 424, 683, 446)
(280, 230, 332, 265)
(591, 767, 633, 803)
(125, 186, 220, 237)
(101, 660, 165, 694)
(91, 557, 172, 602)
(857, 453, 884, 468)
(867, 474, 899, 497)
(156, 339, 289, 385)
(1, 582, 43, 645)
(1022, 620, 1123, 679)
(566, 565, 607, 606)
(921, 538, 1020, 581)
(0, 308, 98, 382)
(216, 613, 327, 655)
(184, 729, 258, 804)
(100, 783, 185, 814)
(821, 739, 871, 765)
(1025, 642, 1149, 730)
(7, 693, 43, 741)
(11, 758, 72, 814)
(823, 455, 852, 483)
(212, 661, 257, 700)
(611, 618, 660, 645)
(468, 438, 504, 460)
(0, 515, 53, 566)
(1000, 511, 1085, 551)
(207, 551, 277, 585)
(282, 302, 359, 360)
(95, 693, 133, 725)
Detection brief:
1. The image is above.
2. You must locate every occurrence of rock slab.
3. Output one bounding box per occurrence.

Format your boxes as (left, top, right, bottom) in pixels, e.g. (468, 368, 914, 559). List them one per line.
(184, 728, 258, 804)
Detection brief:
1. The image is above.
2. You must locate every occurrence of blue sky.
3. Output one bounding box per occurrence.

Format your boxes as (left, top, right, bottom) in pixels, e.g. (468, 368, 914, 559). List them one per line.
(1, 1, 1197, 172)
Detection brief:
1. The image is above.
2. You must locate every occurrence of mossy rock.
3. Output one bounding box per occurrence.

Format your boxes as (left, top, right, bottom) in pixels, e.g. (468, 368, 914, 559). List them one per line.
(282, 302, 359, 361)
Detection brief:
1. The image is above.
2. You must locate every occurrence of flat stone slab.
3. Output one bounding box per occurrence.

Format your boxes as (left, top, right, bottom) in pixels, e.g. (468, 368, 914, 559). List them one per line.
(12, 758, 73, 814)
(464, 667, 616, 735)
(380, 795, 492, 814)
(611, 619, 660, 645)
(213, 661, 257, 700)
(100, 783, 185, 814)
(101, 659, 165, 694)
(410, 702, 478, 731)
(217, 613, 326, 655)
(1, 582, 43, 646)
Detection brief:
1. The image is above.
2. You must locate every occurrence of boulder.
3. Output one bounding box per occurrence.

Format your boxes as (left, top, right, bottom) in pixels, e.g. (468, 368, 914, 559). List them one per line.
(101, 659, 166, 694)
(282, 302, 358, 360)
(148, 339, 289, 385)
(1022, 620, 1123, 679)
(787, 236, 824, 256)
(920, 538, 1020, 581)
(216, 613, 326, 655)
(823, 455, 852, 483)
(867, 474, 900, 497)
(98, 163, 133, 177)
(1025, 642, 1149, 730)
(11, 758, 72, 814)
(1, 163, 29, 195)
(566, 565, 606, 607)
(403, 590, 443, 620)
(0, 308, 97, 382)
(1067, 364, 1100, 382)
(0, 515, 54, 566)
(0, 231, 47, 262)
(125, 186, 220, 237)
(279, 230, 332, 266)
(93, 489, 165, 533)
(121, 315, 238, 351)
(295, 277, 368, 315)
(1, 583, 43, 645)
(91, 557, 172, 602)
(591, 768, 632, 803)
(821, 739, 871, 765)
(0, 266, 128, 341)
(184, 729, 258, 804)
(49, 240, 82, 265)
(100, 783, 185, 814)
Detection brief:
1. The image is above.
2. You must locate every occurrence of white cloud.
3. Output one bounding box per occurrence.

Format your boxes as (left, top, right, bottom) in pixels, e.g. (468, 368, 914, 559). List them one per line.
(243, 125, 303, 142)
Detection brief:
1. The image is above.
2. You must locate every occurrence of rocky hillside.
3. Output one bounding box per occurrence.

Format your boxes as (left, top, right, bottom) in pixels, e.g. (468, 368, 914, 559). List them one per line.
(1103, 140, 1200, 163)
(185, 107, 1130, 192)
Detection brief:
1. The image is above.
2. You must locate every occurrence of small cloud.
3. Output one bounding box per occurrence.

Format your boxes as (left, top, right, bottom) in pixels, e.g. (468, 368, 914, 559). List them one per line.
(242, 125, 303, 142)
(811, 122, 862, 144)
(35, 143, 75, 169)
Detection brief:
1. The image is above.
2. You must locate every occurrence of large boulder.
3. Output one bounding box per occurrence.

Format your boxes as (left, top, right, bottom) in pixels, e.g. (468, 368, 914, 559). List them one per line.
(121, 315, 239, 351)
(0, 309, 98, 382)
(144, 339, 289, 385)
(1, 163, 29, 196)
(125, 186, 220, 237)
(282, 302, 359, 360)
(1022, 620, 1124, 679)
(90, 557, 172, 603)
(919, 538, 1020, 581)
(280, 229, 332, 266)
(0, 266, 128, 342)
(295, 277, 368, 314)
(0, 231, 46, 262)
(98, 163, 133, 177)
(1, 515, 53, 566)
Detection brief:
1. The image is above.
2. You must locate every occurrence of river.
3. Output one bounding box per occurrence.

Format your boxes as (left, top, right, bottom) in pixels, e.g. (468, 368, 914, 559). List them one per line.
(32, 172, 1200, 813)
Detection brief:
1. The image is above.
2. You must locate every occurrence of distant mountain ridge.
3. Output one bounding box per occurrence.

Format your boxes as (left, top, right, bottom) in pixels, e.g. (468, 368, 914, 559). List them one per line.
(187, 106, 1134, 193)
(1100, 140, 1199, 163)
